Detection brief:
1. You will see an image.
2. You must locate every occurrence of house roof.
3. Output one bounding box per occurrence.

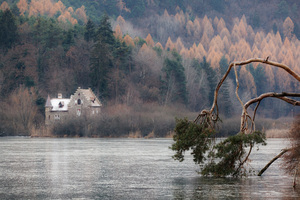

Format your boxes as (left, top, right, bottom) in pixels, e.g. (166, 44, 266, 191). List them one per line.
(50, 98, 70, 111)
(45, 95, 52, 108)
(80, 88, 102, 107)
(45, 88, 101, 112)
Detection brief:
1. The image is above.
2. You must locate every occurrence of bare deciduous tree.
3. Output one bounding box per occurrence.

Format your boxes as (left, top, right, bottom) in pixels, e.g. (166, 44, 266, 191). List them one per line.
(3, 86, 38, 135)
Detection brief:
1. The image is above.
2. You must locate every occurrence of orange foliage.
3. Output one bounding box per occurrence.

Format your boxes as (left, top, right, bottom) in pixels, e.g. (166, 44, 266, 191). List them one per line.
(123, 35, 135, 47)
(179, 48, 189, 58)
(209, 35, 224, 53)
(231, 24, 240, 44)
(145, 34, 155, 47)
(213, 16, 219, 28)
(175, 10, 186, 25)
(219, 27, 231, 41)
(17, 0, 28, 15)
(238, 16, 248, 38)
(235, 39, 252, 61)
(200, 32, 209, 50)
(251, 44, 260, 58)
(163, 9, 170, 18)
(0, 1, 9, 11)
(54, 0, 66, 14)
(155, 42, 163, 50)
(165, 37, 175, 50)
(202, 15, 214, 39)
(116, 0, 131, 13)
(253, 32, 263, 49)
(139, 43, 149, 53)
(26, 0, 86, 25)
(217, 17, 226, 33)
(114, 24, 123, 40)
(75, 6, 88, 23)
(222, 36, 230, 52)
(193, 17, 201, 38)
(186, 20, 194, 36)
(207, 49, 223, 70)
(67, 7, 74, 14)
(283, 17, 294, 40)
(246, 25, 255, 43)
(239, 67, 257, 96)
(196, 43, 207, 58)
(58, 11, 77, 25)
(117, 15, 126, 26)
(175, 37, 184, 52)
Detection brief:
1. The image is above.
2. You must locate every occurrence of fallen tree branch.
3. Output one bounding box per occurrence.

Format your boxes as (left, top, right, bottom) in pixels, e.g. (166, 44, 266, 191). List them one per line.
(258, 148, 290, 176)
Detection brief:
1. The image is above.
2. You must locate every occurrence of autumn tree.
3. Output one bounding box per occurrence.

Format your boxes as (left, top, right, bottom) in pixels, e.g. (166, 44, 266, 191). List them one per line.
(283, 17, 294, 40)
(0, 1, 9, 11)
(17, 0, 28, 15)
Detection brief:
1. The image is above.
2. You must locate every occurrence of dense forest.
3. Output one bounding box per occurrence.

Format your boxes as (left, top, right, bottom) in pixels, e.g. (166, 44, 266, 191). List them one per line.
(0, 0, 299, 137)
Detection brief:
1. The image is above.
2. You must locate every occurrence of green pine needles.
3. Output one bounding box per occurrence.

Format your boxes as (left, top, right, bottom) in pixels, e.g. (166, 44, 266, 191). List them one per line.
(171, 118, 266, 177)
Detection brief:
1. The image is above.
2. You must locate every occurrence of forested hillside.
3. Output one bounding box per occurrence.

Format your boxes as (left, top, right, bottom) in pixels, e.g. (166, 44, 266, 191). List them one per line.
(0, 0, 299, 136)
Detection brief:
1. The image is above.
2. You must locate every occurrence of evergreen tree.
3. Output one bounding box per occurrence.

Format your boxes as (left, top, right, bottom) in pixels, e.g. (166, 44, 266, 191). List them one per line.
(160, 50, 188, 105)
(219, 56, 231, 117)
(111, 39, 131, 102)
(246, 64, 267, 95)
(0, 9, 18, 49)
(84, 19, 96, 42)
(63, 29, 75, 51)
(200, 57, 217, 105)
(96, 13, 115, 45)
(90, 14, 115, 99)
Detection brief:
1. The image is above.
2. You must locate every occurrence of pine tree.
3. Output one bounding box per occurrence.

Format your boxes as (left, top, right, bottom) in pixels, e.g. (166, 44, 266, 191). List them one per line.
(219, 56, 231, 117)
(160, 50, 188, 105)
(200, 57, 217, 105)
(84, 19, 96, 42)
(0, 9, 18, 49)
(90, 14, 115, 99)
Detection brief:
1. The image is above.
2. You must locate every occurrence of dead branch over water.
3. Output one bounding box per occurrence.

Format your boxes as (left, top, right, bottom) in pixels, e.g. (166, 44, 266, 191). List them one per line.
(193, 58, 299, 177)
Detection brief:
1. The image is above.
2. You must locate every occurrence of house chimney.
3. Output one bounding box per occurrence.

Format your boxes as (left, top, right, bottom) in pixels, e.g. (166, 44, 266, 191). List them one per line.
(58, 93, 62, 99)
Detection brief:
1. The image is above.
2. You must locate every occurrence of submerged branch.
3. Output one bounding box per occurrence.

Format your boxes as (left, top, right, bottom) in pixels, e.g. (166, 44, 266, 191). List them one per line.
(258, 148, 290, 176)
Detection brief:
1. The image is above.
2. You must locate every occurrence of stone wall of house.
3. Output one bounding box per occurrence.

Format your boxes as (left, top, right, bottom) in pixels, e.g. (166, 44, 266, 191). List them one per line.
(45, 109, 69, 125)
(68, 88, 101, 118)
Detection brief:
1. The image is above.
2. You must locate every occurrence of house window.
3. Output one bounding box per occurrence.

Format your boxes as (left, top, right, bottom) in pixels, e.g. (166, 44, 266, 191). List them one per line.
(77, 99, 81, 105)
(77, 109, 81, 116)
(54, 114, 60, 120)
(59, 101, 64, 108)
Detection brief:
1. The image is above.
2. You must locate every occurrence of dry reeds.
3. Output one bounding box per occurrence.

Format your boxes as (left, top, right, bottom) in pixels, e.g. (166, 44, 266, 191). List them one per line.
(282, 115, 300, 176)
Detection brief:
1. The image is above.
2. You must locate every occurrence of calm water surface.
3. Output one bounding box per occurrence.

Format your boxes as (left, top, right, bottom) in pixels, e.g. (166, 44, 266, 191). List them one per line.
(0, 137, 299, 199)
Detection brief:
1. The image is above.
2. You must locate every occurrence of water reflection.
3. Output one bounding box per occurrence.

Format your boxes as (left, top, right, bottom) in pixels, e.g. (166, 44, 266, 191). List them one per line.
(0, 138, 299, 199)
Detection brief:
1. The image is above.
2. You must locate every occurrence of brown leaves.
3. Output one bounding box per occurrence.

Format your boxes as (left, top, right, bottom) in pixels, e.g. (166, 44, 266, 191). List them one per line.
(22, 0, 86, 25)
(0, 1, 9, 11)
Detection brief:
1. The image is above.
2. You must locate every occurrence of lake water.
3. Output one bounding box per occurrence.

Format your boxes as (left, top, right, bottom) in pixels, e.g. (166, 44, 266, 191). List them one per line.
(0, 137, 299, 199)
